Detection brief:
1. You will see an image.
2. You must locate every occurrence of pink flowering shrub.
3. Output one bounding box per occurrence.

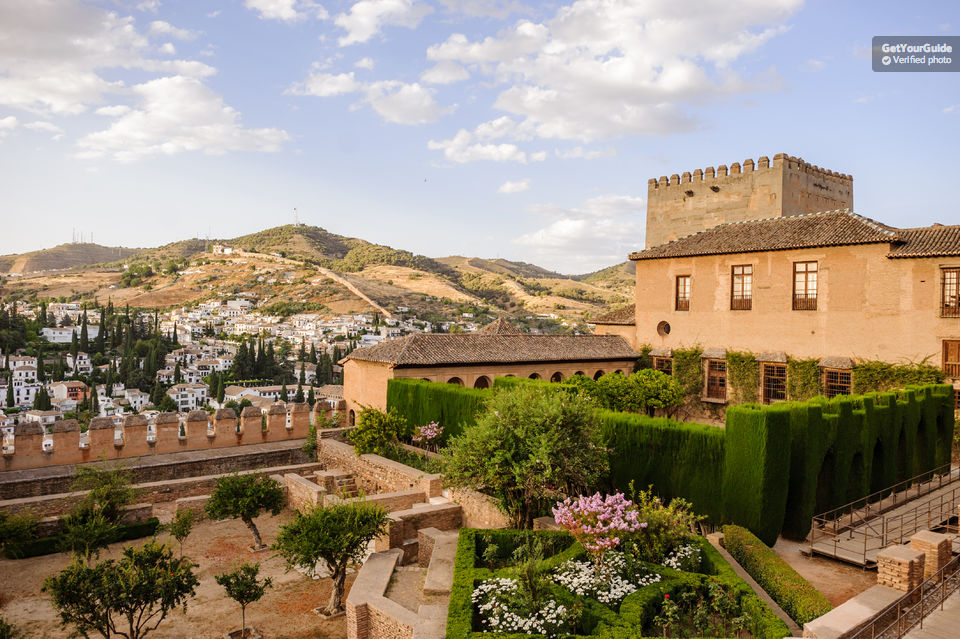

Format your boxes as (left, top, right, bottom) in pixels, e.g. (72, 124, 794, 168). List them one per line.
(412, 422, 444, 451)
(552, 492, 646, 567)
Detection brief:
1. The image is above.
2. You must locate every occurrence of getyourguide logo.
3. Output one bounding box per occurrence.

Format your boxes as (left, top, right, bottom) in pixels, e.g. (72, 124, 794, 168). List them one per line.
(880, 42, 953, 54)
(873, 36, 960, 72)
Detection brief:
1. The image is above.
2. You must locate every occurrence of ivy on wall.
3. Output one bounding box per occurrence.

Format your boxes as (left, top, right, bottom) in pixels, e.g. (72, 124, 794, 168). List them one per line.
(787, 359, 821, 401)
(726, 351, 760, 404)
(672, 346, 704, 402)
(852, 361, 945, 394)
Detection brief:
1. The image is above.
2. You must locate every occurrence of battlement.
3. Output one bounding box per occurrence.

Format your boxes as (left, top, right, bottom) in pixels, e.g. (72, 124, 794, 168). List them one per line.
(0, 401, 338, 472)
(648, 154, 853, 188)
(644, 153, 854, 249)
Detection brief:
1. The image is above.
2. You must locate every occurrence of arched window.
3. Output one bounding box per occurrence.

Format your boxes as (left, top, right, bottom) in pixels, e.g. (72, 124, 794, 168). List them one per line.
(420, 377, 432, 382)
(348, 410, 356, 426)
(593, 370, 605, 380)
(614, 369, 624, 375)
(550, 372, 564, 383)
(528, 373, 541, 380)
(447, 377, 464, 386)
(473, 376, 491, 389)
(573, 371, 585, 377)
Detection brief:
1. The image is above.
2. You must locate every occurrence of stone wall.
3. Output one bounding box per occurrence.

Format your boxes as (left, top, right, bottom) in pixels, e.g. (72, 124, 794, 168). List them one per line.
(0, 439, 310, 500)
(346, 549, 416, 639)
(442, 486, 510, 529)
(318, 439, 440, 498)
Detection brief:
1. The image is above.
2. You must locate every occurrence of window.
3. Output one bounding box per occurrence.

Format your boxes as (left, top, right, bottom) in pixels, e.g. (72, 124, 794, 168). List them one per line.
(762, 363, 787, 403)
(705, 360, 727, 401)
(653, 357, 673, 376)
(731, 265, 753, 310)
(675, 276, 691, 311)
(943, 268, 960, 317)
(793, 261, 818, 310)
(944, 340, 960, 379)
(823, 369, 852, 398)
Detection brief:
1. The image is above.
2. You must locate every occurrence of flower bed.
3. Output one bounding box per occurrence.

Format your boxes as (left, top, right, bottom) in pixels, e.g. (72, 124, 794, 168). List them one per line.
(448, 528, 791, 639)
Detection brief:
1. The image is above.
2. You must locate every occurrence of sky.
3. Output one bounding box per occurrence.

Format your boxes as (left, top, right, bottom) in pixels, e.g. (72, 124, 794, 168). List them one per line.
(0, 0, 958, 275)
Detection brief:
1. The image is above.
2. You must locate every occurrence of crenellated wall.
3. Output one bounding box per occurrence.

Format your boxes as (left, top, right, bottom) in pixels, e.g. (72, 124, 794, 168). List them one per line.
(0, 402, 312, 472)
(645, 153, 854, 249)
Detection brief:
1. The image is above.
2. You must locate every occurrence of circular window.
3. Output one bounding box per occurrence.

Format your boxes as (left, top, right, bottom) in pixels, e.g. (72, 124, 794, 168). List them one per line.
(657, 321, 671, 336)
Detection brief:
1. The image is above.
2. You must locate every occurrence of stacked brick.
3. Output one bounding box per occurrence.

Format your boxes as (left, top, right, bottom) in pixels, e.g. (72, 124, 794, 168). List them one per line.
(909, 530, 952, 578)
(876, 545, 925, 592)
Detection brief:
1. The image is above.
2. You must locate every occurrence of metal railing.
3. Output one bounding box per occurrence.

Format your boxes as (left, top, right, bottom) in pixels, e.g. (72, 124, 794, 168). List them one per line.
(849, 553, 960, 639)
(793, 295, 818, 311)
(810, 465, 959, 565)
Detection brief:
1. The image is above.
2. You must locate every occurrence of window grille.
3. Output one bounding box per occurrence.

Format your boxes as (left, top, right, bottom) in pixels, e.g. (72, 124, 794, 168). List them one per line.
(705, 360, 727, 400)
(762, 363, 787, 403)
(823, 369, 852, 398)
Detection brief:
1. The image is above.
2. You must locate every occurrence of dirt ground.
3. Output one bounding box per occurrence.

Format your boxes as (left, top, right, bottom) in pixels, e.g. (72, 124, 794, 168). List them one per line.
(771, 537, 876, 606)
(0, 504, 352, 639)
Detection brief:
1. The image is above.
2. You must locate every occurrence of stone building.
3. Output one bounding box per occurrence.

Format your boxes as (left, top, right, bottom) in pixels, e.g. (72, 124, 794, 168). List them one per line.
(595, 208, 960, 405)
(341, 320, 637, 422)
(644, 154, 853, 249)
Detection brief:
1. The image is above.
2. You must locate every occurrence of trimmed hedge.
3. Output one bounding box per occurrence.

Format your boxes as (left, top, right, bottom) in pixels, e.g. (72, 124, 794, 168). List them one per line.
(722, 525, 832, 625)
(3, 517, 161, 559)
(723, 404, 792, 546)
(600, 411, 725, 522)
(447, 528, 791, 639)
(386, 378, 490, 439)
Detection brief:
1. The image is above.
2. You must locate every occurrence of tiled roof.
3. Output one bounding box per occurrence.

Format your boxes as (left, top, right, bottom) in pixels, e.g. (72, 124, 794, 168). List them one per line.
(591, 306, 635, 325)
(630, 210, 898, 260)
(888, 224, 960, 258)
(343, 333, 638, 367)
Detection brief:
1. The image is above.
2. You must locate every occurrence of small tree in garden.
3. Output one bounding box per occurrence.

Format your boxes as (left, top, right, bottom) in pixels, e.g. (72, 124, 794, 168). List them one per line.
(347, 406, 410, 455)
(0, 509, 39, 556)
(553, 492, 645, 569)
(442, 385, 609, 529)
(166, 509, 195, 558)
(44, 541, 199, 639)
(206, 474, 285, 550)
(216, 562, 272, 638)
(630, 369, 684, 416)
(272, 501, 389, 616)
(59, 508, 117, 565)
(411, 421, 443, 452)
(301, 422, 318, 460)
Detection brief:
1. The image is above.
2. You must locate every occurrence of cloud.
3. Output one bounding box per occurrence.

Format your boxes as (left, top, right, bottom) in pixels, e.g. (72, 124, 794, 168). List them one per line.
(95, 105, 132, 116)
(425, 0, 801, 144)
(436, 0, 528, 19)
(136, 0, 160, 12)
(288, 70, 453, 124)
(420, 60, 470, 84)
(76, 75, 289, 162)
(0, 115, 17, 141)
(159, 42, 176, 55)
(804, 58, 826, 71)
(498, 178, 530, 193)
(244, 0, 329, 21)
(335, 0, 433, 46)
(555, 145, 616, 160)
(24, 120, 64, 140)
(429, 129, 532, 163)
(355, 57, 375, 70)
(515, 194, 645, 272)
(945, 105, 958, 114)
(148, 20, 197, 40)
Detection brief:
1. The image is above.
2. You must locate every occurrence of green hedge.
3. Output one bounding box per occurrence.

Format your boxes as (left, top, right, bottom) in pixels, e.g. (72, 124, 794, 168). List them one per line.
(3, 517, 161, 559)
(722, 525, 832, 625)
(723, 405, 792, 546)
(386, 378, 491, 439)
(447, 528, 791, 639)
(600, 411, 725, 522)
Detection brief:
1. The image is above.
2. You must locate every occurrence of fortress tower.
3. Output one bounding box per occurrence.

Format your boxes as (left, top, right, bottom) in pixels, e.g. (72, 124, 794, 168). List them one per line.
(644, 153, 853, 249)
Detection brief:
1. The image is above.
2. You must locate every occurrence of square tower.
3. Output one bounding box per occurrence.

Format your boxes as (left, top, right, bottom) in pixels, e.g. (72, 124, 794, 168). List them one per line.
(644, 154, 853, 249)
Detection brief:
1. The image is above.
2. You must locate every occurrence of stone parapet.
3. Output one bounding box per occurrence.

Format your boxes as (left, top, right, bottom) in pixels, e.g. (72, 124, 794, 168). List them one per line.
(877, 545, 925, 592)
(909, 530, 952, 578)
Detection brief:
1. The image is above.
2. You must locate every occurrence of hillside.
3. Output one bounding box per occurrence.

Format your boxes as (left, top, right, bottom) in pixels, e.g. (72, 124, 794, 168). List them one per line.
(0, 224, 635, 325)
(0, 243, 141, 274)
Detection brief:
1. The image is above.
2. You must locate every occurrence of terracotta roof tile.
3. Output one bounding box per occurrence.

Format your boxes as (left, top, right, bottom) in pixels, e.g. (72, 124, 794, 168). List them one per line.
(888, 224, 960, 258)
(343, 333, 637, 367)
(477, 319, 522, 334)
(630, 210, 897, 260)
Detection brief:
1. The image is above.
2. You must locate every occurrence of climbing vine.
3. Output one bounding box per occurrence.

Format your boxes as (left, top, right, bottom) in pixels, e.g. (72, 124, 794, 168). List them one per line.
(635, 344, 653, 371)
(851, 361, 945, 394)
(672, 347, 705, 403)
(787, 359, 821, 401)
(725, 351, 759, 405)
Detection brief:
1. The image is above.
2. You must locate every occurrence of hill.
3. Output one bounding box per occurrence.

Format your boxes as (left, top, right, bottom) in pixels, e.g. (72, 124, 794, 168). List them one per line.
(0, 225, 635, 326)
(0, 243, 141, 274)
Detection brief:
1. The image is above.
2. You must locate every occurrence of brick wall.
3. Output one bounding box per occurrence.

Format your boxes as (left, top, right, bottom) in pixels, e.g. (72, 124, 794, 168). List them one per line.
(318, 439, 440, 498)
(442, 486, 510, 529)
(285, 473, 323, 511)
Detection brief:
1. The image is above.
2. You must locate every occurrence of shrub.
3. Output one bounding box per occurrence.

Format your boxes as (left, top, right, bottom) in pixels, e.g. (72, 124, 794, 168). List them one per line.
(348, 406, 411, 455)
(723, 525, 832, 625)
(624, 484, 704, 565)
(206, 474, 285, 550)
(386, 378, 488, 439)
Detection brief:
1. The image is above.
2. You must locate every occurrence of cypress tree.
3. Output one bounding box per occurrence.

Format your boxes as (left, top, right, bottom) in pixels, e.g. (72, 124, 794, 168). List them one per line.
(298, 339, 306, 362)
(39, 301, 47, 328)
(309, 344, 318, 365)
(294, 381, 304, 404)
(94, 318, 105, 353)
(6, 382, 14, 408)
(35, 343, 45, 382)
(53, 353, 64, 382)
(174, 361, 182, 384)
(90, 387, 100, 416)
(217, 374, 226, 404)
(70, 331, 79, 359)
(80, 310, 89, 353)
(280, 381, 288, 403)
(299, 362, 306, 386)
(265, 342, 277, 379)
(307, 385, 315, 407)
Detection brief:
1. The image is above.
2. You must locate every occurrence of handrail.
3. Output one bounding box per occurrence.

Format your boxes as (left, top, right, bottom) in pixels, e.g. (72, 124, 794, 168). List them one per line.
(847, 552, 960, 639)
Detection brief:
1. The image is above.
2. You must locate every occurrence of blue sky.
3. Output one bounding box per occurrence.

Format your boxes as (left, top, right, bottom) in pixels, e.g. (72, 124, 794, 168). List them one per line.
(0, 0, 957, 274)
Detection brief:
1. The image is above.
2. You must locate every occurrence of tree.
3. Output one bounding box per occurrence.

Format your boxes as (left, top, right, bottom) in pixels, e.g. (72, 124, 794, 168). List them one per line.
(59, 508, 117, 565)
(44, 541, 199, 639)
(0, 509, 39, 557)
(80, 311, 89, 353)
(157, 394, 177, 413)
(215, 562, 272, 638)
(347, 407, 410, 456)
(32, 386, 52, 410)
(166, 509, 194, 558)
(173, 361, 182, 385)
(279, 381, 288, 403)
(294, 382, 304, 404)
(72, 465, 138, 525)
(90, 387, 100, 416)
(216, 374, 226, 404)
(206, 474, 285, 549)
(272, 502, 389, 616)
(4, 383, 11, 409)
(306, 385, 315, 408)
(442, 385, 609, 529)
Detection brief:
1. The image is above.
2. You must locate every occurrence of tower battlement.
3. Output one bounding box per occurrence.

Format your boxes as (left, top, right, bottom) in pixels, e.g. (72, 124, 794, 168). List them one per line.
(644, 153, 854, 249)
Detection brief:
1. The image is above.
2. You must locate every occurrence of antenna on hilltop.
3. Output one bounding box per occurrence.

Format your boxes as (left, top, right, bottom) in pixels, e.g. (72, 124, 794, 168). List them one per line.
(294, 207, 299, 227)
